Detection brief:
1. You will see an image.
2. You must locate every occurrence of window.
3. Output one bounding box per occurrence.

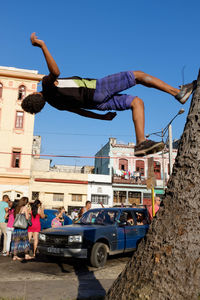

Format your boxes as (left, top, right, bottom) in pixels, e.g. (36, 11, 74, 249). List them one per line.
(154, 161, 161, 179)
(113, 191, 126, 204)
(11, 150, 21, 168)
(14, 192, 22, 200)
(15, 111, 24, 129)
(119, 159, 128, 171)
(0, 83, 3, 98)
(143, 193, 152, 199)
(32, 191, 39, 201)
(97, 187, 102, 193)
(135, 160, 145, 176)
(91, 194, 108, 205)
(128, 191, 141, 205)
(18, 85, 26, 100)
(53, 193, 64, 201)
(72, 194, 82, 202)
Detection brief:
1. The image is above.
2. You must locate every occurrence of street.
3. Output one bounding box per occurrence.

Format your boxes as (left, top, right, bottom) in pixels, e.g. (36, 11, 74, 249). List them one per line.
(0, 253, 130, 300)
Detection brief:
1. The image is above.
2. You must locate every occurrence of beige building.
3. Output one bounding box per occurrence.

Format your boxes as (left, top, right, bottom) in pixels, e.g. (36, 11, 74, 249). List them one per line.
(30, 158, 89, 213)
(0, 67, 42, 201)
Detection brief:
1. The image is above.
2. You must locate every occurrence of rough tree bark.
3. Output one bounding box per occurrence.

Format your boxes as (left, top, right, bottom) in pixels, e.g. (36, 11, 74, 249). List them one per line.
(106, 72, 200, 300)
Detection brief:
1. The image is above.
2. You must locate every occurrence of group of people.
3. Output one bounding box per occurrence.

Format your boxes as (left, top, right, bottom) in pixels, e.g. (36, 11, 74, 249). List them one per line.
(0, 195, 45, 260)
(70, 198, 160, 225)
(0, 194, 160, 259)
(70, 201, 92, 222)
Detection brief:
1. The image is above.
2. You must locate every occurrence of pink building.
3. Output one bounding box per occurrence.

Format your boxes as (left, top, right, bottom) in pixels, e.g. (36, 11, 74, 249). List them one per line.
(95, 138, 177, 206)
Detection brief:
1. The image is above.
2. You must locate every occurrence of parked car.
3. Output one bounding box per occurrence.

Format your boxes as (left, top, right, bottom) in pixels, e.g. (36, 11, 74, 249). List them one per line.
(38, 207, 149, 267)
(40, 209, 73, 230)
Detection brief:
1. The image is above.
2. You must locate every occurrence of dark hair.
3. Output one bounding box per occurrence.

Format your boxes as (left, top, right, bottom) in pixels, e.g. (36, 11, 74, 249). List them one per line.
(14, 197, 29, 217)
(3, 194, 10, 201)
(10, 200, 18, 211)
(21, 93, 46, 114)
(58, 207, 65, 213)
(85, 201, 91, 206)
(31, 199, 41, 218)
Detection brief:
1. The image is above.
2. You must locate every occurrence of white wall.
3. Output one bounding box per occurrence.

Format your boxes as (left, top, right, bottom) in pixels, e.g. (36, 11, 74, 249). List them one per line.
(87, 174, 113, 207)
(0, 184, 29, 201)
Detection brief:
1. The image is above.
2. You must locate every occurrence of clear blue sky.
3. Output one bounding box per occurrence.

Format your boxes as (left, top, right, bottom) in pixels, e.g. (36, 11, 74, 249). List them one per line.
(1, 0, 200, 166)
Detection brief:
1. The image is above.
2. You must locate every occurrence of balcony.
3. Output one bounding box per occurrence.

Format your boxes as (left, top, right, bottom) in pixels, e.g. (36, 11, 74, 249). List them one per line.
(112, 175, 147, 185)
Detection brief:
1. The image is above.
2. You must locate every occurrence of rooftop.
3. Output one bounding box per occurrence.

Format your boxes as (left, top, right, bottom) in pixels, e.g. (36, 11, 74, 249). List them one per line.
(0, 66, 38, 74)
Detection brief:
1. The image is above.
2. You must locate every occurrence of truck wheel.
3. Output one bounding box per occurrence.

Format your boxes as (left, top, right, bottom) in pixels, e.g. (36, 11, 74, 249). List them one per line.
(90, 242, 108, 268)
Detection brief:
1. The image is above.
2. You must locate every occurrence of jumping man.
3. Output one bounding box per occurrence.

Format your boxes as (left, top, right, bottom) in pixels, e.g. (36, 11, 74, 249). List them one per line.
(21, 33, 196, 156)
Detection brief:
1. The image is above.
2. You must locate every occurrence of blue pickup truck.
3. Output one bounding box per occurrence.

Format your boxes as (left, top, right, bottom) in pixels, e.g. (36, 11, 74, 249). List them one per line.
(38, 207, 149, 267)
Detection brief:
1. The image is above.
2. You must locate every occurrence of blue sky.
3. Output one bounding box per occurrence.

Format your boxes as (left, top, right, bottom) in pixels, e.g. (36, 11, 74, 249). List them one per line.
(1, 0, 200, 166)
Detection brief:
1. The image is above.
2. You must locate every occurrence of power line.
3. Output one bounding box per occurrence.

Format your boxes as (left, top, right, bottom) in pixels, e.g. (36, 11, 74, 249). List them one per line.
(0, 151, 170, 160)
(0, 128, 136, 138)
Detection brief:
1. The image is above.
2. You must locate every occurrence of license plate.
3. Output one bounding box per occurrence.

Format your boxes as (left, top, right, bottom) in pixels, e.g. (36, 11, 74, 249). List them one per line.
(47, 247, 60, 254)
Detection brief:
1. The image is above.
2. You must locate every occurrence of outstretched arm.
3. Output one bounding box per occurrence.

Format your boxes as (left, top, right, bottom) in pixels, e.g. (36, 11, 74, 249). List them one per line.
(30, 32, 60, 78)
(67, 108, 117, 121)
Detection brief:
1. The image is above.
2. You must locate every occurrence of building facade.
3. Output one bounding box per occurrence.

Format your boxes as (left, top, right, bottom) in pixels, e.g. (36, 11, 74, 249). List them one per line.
(88, 174, 112, 208)
(0, 67, 42, 201)
(30, 156, 112, 213)
(95, 138, 177, 206)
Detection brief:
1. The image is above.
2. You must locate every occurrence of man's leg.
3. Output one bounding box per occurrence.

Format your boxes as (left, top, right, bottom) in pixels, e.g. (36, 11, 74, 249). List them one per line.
(131, 97, 145, 145)
(130, 96, 164, 156)
(133, 71, 179, 96)
(133, 71, 196, 103)
(0, 223, 7, 253)
(94, 71, 195, 106)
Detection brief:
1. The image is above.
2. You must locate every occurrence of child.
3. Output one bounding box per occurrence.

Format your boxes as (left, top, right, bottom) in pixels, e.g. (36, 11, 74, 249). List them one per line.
(51, 207, 65, 228)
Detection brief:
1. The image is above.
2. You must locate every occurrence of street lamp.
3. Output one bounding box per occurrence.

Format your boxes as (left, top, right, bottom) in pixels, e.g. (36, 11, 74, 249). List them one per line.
(166, 108, 184, 175)
(146, 108, 185, 184)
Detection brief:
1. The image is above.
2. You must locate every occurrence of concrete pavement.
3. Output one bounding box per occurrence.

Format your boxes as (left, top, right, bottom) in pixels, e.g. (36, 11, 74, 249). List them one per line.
(0, 254, 130, 299)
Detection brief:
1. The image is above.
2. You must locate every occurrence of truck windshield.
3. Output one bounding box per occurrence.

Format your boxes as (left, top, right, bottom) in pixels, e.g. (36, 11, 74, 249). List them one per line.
(79, 210, 118, 225)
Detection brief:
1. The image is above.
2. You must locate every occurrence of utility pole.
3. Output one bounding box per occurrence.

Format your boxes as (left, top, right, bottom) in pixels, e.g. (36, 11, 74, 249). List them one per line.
(161, 128, 165, 190)
(168, 124, 173, 175)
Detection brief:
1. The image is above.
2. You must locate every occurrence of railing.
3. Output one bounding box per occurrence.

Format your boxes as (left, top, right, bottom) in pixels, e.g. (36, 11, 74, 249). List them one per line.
(112, 175, 147, 185)
(50, 168, 93, 174)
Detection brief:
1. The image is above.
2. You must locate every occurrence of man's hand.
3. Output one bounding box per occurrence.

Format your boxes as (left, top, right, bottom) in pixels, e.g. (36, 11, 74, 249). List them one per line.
(103, 112, 117, 121)
(30, 32, 44, 48)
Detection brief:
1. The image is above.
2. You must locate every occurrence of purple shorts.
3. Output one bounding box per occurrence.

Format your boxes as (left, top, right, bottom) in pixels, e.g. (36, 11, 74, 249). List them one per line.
(93, 71, 136, 111)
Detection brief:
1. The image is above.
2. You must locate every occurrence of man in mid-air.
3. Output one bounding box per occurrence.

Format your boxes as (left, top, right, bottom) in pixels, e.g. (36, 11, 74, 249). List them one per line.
(22, 32, 196, 156)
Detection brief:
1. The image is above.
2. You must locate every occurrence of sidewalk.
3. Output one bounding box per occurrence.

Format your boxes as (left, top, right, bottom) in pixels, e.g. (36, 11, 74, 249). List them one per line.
(0, 255, 128, 300)
(0, 278, 114, 300)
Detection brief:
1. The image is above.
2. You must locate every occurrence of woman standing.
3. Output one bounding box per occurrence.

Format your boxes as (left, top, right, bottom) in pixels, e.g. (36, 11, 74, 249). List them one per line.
(28, 199, 45, 257)
(11, 197, 33, 261)
(5, 200, 18, 256)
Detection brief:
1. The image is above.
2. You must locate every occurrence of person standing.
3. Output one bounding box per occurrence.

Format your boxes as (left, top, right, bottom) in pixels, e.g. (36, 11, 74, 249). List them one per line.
(0, 195, 9, 256)
(11, 197, 33, 261)
(148, 197, 161, 221)
(28, 199, 45, 257)
(71, 209, 78, 221)
(5, 200, 18, 256)
(78, 201, 91, 219)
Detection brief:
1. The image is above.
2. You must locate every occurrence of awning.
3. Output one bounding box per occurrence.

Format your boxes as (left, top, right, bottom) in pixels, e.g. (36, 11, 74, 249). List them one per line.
(154, 189, 165, 195)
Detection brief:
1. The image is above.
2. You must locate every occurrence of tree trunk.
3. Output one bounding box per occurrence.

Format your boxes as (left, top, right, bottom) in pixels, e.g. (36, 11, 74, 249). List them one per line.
(106, 72, 200, 300)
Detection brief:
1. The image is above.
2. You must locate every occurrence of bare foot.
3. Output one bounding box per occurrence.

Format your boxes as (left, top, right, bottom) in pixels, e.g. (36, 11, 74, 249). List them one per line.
(25, 255, 34, 260)
(13, 256, 22, 261)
